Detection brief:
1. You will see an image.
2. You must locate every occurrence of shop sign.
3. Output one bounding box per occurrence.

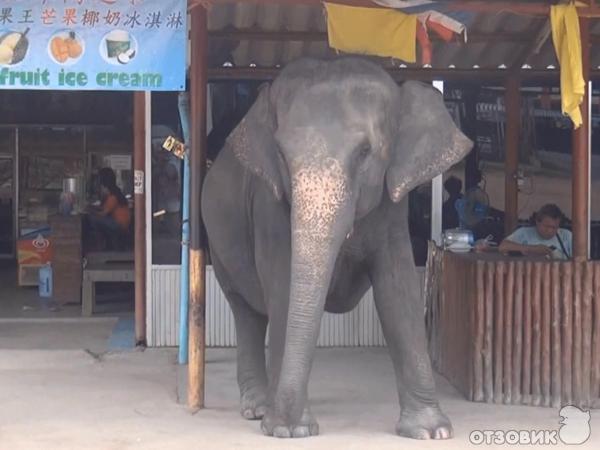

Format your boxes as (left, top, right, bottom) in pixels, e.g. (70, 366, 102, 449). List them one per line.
(0, 0, 186, 91)
(134, 169, 144, 194)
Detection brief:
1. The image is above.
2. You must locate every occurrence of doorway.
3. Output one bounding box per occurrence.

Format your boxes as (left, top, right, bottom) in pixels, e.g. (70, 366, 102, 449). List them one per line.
(0, 128, 16, 259)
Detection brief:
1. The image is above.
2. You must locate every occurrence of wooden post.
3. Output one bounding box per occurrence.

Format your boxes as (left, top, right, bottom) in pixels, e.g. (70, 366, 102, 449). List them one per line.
(522, 262, 533, 404)
(484, 262, 494, 403)
(494, 262, 504, 403)
(541, 263, 551, 407)
(188, 5, 208, 412)
(462, 88, 482, 191)
(473, 260, 485, 402)
(531, 262, 542, 406)
(551, 262, 562, 408)
(133, 92, 146, 346)
(503, 261, 514, 404)
(572, 16, 590, 259)
(512, 261, 524, 404)
(562, 262, 573, 405)
(582, 261, 593, 408)
(592, 263, 600, 401)
(573, 261, 583, 407)
(504, 77, 521, 235)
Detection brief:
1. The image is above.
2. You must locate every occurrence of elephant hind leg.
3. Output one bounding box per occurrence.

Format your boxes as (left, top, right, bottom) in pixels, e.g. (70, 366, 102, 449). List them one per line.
(212, 257, 269, 420)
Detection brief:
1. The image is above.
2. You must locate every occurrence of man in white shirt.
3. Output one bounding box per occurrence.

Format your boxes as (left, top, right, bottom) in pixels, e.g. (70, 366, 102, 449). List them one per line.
(499, 204, 572, 260)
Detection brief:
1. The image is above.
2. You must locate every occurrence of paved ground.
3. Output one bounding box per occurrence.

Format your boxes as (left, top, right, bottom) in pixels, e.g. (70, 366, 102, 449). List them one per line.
(0, 318, 117, 352)
(1, 346, 598, 450)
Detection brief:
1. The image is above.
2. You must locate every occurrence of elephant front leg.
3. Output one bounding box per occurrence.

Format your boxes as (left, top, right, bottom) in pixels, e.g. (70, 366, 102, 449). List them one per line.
(261, 301, 319, 438)
(369, 241, 452, 440)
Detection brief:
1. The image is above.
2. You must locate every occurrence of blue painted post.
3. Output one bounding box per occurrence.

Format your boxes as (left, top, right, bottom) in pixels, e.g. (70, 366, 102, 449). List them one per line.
(177, 92, 191, 364)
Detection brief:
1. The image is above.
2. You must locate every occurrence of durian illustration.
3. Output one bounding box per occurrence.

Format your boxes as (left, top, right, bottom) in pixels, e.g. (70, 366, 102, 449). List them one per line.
(0, 28, 30, 65)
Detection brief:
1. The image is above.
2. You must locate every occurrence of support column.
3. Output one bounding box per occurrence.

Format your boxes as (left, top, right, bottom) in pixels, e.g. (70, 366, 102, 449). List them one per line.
(133, 91, 146, 346)
(432, 81, 444, 244)
(462, 87, 482, 191)
(188, 5, 208, 412)
(572, 16, 590, 259)
(504, 77, 521, 236)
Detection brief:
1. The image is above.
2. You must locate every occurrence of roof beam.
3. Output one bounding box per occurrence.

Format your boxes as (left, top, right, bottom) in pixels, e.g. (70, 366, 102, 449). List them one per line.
(209, 28, 600, 46)
(208, 66, 600, 85)
(208, 29, 535, 43)
(192, 1, 600, 17)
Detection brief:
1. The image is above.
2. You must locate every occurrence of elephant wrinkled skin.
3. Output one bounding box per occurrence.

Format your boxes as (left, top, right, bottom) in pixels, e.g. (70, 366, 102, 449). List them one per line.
(201, 58, 472, 439)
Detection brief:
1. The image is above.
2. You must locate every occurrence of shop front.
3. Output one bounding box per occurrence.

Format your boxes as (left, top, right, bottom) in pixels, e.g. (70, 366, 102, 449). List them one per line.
(0, 0, 186, 346)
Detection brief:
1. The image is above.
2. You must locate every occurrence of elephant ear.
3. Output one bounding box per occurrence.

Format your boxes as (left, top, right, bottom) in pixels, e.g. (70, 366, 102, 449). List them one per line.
(227, 84, 284, 200)
(386, 80, 473, 203)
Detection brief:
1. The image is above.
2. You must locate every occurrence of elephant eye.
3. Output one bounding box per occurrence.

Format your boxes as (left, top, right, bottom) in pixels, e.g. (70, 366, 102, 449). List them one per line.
(358, 144, 371, 159)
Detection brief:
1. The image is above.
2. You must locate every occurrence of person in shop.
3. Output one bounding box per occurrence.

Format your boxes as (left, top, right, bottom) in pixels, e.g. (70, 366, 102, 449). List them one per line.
(499, 203, 572, 259)
(86, 167, 131, 251)
(442, 175, 463, 230)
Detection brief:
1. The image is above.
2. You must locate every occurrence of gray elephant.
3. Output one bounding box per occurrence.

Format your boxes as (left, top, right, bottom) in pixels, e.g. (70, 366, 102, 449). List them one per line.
(201, 57, 472, 439)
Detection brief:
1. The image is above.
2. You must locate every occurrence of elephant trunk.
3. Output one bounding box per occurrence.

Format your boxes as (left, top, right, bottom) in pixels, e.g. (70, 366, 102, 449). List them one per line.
(275, 157, 354, 422)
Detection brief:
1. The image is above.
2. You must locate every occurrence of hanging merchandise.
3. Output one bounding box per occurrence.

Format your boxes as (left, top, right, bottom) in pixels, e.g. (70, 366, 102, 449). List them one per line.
(325, 3, 417, 63)
(550, 3, 585, 129)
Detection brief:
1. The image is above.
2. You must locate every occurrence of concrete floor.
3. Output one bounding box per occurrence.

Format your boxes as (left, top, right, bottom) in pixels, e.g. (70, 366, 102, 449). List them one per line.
(1, 345, 598, 450)
(0, 318, 118, 353)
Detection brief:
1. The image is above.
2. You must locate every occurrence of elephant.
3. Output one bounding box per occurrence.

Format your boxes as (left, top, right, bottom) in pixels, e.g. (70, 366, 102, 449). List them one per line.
(201, 57, 472, 439)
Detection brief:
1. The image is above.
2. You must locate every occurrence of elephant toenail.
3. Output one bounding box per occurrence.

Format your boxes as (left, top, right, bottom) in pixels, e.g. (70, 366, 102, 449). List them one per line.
(273, 426, 291, 438)
(255, 405, 267, 418)
(292, 426, 310, 438)
(434, 427, 452, 439)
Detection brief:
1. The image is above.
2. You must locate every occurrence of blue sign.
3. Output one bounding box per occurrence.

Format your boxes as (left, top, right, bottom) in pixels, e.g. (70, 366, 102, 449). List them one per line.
(0, 0, 187, 91)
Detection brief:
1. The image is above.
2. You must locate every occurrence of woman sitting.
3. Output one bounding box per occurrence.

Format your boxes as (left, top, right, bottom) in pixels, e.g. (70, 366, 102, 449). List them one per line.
(88, 167, 131, 250)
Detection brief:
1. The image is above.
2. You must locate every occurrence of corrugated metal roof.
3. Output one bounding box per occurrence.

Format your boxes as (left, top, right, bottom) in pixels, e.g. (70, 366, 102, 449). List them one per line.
(206, 2, 599, 71)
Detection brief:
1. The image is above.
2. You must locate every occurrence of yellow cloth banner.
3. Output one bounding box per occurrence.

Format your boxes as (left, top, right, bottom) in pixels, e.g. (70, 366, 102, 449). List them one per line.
(551, 3, 585, 129)
(325, 3, 417, 63)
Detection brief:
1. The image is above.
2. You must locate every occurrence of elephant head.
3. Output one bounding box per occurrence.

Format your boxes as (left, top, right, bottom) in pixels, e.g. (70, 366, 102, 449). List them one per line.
(226, 58, 472, 422)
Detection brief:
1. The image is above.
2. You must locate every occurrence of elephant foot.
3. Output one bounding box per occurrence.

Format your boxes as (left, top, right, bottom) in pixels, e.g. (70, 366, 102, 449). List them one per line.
(240, 386, 268, 420)
(395, 406, 453, 440)
(261, 407, 319, 438)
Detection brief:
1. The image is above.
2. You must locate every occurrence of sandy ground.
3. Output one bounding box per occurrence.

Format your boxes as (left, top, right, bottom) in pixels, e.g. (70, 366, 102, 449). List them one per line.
(0, 346, 599, 450)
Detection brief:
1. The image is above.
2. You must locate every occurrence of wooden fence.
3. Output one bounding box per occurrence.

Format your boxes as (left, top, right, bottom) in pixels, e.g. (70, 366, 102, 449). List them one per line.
(427, 250, 600, 409)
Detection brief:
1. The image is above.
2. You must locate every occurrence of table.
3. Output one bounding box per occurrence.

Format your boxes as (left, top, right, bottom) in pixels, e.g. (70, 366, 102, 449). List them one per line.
(82, 262, 134, 316)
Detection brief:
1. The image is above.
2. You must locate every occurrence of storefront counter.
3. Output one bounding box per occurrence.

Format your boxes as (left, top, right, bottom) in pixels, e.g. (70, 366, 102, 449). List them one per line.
(428, 249, 600, 409)
(49, 214, 82, 304)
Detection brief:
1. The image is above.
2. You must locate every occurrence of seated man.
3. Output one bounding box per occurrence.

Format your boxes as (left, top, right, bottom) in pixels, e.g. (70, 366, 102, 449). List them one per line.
(499, 203, 572, 259)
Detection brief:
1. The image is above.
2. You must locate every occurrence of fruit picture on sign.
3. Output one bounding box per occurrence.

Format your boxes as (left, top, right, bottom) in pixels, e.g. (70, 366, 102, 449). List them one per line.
(48, 30, 84, 65)
(0, 28, 30, 66)
(100, 29, 138, 66)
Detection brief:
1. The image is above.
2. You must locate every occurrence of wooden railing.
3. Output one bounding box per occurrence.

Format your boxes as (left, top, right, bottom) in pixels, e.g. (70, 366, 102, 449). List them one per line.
(426, 249, 600, 409)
